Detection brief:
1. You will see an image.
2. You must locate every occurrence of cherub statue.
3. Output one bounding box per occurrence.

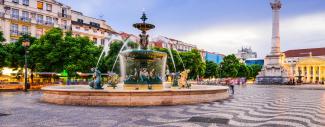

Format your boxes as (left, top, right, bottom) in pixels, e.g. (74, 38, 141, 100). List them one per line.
(89, 68, 103, 89)
(179, 69, 190, 88)
(107, 72, 119, 89)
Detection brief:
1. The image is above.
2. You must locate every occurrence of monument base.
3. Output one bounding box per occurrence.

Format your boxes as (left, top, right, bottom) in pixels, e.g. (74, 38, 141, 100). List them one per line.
(256, 54, 289, 85)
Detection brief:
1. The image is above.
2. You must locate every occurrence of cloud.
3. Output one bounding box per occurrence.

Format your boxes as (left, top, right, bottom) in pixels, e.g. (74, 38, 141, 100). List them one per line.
(177, 12, 325, 58)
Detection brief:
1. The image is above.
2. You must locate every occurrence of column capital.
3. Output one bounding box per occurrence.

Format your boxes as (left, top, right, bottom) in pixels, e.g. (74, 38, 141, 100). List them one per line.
(271, 0, 282, 10)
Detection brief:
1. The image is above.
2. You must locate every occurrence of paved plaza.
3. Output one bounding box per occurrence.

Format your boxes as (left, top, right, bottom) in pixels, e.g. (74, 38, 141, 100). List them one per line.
(1, 85, 325, 127)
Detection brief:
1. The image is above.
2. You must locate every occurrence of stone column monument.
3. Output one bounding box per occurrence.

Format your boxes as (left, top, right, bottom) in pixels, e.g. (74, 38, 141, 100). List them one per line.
(256, 0, 289, 84)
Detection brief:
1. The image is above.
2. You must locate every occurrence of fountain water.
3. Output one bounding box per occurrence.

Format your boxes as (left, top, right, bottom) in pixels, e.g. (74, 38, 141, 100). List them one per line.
(95, 35, 122, 68)
(111, 37, 133, 72)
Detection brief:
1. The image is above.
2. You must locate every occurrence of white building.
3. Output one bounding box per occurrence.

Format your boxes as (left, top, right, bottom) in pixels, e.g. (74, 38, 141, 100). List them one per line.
(71, 10, 116, 46)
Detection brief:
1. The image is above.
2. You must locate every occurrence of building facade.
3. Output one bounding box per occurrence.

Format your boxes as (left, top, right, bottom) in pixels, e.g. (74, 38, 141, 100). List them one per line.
(235, 47, 257, 61)
(205, 51, 224, 64)
(0, 0, 116, 46)
(71, 10, 116, 46)
(150, 36, 197, 52)
(0, 0, 72, 42)
(283, 48, 325, 84)
(245, 58, 264, 66)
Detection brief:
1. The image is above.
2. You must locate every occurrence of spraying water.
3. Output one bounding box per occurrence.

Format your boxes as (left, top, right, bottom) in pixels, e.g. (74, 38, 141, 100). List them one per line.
(111, 36, 133, 72)
(95, 35, 122, 68)
(159, 36, 186, 71)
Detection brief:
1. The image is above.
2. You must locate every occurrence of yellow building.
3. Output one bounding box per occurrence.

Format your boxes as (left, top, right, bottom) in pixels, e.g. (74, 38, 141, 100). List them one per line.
(283, 48, 325, 84)
(0, 0, 72, 42)
(0, 0, 116, 44)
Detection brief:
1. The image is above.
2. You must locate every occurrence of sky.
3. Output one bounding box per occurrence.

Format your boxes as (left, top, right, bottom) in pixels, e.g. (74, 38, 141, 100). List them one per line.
(58, 0, 325, 58)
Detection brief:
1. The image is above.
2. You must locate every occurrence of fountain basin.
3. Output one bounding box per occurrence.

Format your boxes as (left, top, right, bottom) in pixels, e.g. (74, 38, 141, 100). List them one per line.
(41, 85, 229, 106)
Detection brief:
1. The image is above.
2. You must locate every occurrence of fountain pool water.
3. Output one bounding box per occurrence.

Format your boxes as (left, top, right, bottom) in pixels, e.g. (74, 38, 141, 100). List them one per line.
(41, 12, 229, 106)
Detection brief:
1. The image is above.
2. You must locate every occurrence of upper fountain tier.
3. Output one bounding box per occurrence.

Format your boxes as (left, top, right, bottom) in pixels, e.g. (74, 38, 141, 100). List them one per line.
(133, 12, 155, 49)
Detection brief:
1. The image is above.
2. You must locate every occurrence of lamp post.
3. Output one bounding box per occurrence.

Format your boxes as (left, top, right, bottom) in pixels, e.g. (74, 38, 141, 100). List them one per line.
(22, 38, 30, 92)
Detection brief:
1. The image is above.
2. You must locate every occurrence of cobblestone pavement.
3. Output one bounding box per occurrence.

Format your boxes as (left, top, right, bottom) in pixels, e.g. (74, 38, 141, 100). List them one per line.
(1, 85, 325, 127)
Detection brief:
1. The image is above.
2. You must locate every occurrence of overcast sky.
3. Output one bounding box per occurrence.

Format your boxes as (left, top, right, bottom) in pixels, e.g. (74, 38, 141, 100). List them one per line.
(58, 0, 325, 57)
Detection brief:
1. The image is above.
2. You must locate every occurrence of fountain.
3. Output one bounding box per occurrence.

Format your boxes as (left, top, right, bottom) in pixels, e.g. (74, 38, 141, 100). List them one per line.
(41, 12, 229, 106)
(120, 12, 167, 90)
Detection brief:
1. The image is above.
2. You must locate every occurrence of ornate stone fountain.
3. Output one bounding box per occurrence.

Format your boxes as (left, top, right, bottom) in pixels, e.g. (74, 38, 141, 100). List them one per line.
(120, 12, 167, 90)
(41, 12, 229, 106)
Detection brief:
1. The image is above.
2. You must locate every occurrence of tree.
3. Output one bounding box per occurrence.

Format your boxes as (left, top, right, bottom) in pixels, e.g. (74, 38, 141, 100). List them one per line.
(0, 31, 7, 68)
(98, 40, 123, 73)
(180, 49, 206, 79)
(237, 63, 250, 78)
(205, 61, 219, 79)
(220, 54, 240, 78)
(249, 64, 262, 79)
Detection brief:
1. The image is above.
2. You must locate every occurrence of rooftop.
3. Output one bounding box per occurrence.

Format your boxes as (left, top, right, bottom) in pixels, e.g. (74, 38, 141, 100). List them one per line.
(283, 47, 325, 57)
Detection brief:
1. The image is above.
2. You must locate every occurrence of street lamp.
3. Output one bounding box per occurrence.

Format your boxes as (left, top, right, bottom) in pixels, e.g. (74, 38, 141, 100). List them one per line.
(22, 38, 30, 92)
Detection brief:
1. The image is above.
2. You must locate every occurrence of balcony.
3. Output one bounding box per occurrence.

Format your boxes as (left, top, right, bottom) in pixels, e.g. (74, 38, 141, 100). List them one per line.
(58, 13, 71, 19)
(20, 31, 31, 35)
(44, 21, 54, 26)
(36, 19, 44, 24)
(11, 15, 19, 20)
(10, 30, 19, 36)
(0, 12, 5, 18)
(20, 16, 31, 23)
(59, 25, 71, 30)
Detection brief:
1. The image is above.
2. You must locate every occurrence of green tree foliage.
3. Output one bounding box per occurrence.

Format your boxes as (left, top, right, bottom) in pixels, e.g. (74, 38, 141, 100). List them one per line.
(29, 28, 101, 76)
(237, 63, 250, 78)
(99, 40, 123, 73)
(248, 64, 262, 79)
(0, 31, 7, 68)
(205, 60, 219, 78)
(179, 49, 206, 79)
(220, 54, 240, 78)
(6, 34, 37, 69)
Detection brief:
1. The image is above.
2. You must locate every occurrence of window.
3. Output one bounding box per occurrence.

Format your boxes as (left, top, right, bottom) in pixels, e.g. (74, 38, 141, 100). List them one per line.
(11, 9, 19, 20)
(85, 28, 89, 31)
(76, 26, 80, 29)
(90, 22, 100, 27)
(22, 0, 29, 6)
(22, 11, 30, 22)
(10, 38, 18, 43)
(36, 14, 43, 24)
(37, 1, 43, 9)
(36, 28, 43, 38)
(12, 0, 18, 4)
(10, 24, 18, 35)
(45, 16, 53, 25)
(77, 19, 83, 23)
(93, 38, 97, 44)
(93, 29, 97, 33)
(22, 26, 29, 35)
(46, 3, 52, 11)
(101, 39, 105, 45)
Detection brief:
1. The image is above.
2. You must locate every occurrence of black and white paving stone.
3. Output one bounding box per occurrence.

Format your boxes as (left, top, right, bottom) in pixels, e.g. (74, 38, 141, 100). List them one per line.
(1, 85, 325, 127)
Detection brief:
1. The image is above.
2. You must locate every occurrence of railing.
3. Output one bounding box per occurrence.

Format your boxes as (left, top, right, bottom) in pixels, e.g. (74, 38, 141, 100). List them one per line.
(58, 13, 71, 19)
(59, 25, 71, 30)
(20, 16, 31, 22)
(20, 31, 31, 35)
(10, 30, 19, 36)
(11, 14, 19, 20)
(44, 21, 54, 26)
(0, 12, 5, 18)
(36, 19, 44, 24)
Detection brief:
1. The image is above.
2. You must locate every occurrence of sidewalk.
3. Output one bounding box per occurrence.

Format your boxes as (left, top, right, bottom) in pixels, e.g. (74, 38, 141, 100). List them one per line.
(254, 84, 325, 90)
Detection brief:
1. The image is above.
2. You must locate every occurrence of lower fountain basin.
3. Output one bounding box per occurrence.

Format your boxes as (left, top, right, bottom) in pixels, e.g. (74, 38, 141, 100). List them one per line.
(41, 85, 229, 106)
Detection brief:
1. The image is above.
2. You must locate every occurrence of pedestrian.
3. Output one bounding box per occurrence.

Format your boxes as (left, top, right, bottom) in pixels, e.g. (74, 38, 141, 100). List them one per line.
(230, 84, 234, 94)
